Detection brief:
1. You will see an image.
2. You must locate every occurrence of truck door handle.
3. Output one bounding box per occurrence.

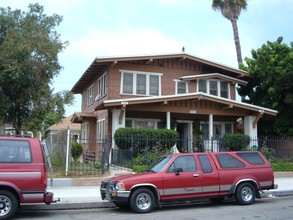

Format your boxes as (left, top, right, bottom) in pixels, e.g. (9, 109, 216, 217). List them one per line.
(193, 174, 200, 177)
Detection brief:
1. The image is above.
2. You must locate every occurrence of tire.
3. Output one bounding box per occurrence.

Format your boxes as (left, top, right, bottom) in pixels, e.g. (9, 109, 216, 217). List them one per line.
(235, 182, 256, 205)
(0, 190, 18, 220)
(129, 188, 155, 213)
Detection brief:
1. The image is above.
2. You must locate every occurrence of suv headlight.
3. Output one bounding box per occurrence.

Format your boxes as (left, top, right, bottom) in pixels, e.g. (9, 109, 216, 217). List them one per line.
(114, 182, 125, 191)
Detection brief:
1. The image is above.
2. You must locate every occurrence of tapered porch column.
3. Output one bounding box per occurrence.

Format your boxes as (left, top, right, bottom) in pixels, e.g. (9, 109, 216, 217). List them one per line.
(208, 114, 214, 152)
(244, 116, 258, 147)
(166, 112, 171, 129)
(209, 114, 213, 139)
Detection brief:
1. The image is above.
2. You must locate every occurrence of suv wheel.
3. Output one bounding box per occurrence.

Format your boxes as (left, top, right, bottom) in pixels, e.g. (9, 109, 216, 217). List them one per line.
(235, 182, 256, 205)
(130, 188, 155, 213)
(0, 190, 18, 220)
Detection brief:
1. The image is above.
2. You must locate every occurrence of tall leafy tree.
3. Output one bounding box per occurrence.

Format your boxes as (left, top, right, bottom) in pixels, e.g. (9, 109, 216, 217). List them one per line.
(238, 37, 293, 136)
(212, 0, 247, 65)
(0, 4, 70, 135)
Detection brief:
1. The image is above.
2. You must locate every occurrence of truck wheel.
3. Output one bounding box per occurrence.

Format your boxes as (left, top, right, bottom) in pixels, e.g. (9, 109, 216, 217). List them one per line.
(235, 182, 256, 205)
(130, 188, 155, 213)
(0, 190, 18, 220)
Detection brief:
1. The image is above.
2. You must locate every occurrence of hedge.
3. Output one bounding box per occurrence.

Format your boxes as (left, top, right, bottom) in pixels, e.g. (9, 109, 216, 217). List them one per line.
(222, 133, 250, 151)
(114, 127, 179, 152)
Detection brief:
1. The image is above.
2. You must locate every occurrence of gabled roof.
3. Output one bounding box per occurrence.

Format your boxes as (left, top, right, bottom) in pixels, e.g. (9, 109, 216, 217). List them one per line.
(99, 92, 277, 116)
(71, 112, 96, 123)
(47, 114, 81, 131)
(180, 73, 248, 86)
(71, 53, 249, 94)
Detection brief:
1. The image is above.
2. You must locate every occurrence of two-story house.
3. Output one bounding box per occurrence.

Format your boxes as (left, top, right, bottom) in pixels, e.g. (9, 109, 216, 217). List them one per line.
(71, 53, 277, 157)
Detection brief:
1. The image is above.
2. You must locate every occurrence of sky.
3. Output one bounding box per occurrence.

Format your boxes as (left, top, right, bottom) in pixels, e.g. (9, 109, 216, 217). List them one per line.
(1, 0, 293, 117)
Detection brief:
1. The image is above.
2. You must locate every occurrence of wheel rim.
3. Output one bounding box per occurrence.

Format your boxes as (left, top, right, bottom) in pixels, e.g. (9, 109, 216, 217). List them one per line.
(135, 192, 152, 210)
(241, 186, 253, 202)
(0, 195, 11, 217)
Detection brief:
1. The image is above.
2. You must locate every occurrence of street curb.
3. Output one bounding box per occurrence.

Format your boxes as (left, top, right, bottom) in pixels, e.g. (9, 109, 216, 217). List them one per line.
(21, 202, 115, 211)
(22, 191, 293, 211)
(261, 190, 293, 198)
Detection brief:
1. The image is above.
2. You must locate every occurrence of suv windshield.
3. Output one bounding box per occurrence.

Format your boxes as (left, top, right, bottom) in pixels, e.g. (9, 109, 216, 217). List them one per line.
(145, 155, 173, 172)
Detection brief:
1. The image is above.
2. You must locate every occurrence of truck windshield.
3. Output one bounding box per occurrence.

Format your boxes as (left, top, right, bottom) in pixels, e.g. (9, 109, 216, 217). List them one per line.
(145, 156, 172, 173)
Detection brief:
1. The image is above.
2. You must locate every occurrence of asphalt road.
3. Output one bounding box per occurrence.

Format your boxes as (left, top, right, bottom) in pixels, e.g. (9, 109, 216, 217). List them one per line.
(16, 196, 293, 220)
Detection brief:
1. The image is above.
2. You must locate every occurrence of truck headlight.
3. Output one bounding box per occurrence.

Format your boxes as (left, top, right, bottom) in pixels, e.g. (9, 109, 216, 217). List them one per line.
(115, 182, 125, 191)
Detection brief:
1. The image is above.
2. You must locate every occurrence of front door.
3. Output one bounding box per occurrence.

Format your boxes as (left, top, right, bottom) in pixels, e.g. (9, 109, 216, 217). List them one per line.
(177, 122, 191, 152)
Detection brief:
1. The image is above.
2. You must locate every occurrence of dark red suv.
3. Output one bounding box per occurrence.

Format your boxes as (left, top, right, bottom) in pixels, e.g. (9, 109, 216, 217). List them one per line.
(0, 136, 55, 219)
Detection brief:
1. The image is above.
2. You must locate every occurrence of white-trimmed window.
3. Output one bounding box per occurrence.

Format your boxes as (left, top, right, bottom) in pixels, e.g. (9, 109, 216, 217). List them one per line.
(220, 81, 229, 98)
(81, 123, 89, 143)
(198, 80, 207, 93)
(98, 73, 106, 99)
(198, 80, 230, 99)
(87, 85, 94, 106)
(82, 91, 86, 109)
(97, 119, 105, 142)
(175, 81, 188, 94)
(126, 118, 159, 129)
(201, 122, 234, 139)
(121, 70, 161, 96)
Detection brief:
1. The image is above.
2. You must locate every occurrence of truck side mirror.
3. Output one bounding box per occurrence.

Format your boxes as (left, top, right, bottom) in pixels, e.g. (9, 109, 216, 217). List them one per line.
(175, 168, 183, 175)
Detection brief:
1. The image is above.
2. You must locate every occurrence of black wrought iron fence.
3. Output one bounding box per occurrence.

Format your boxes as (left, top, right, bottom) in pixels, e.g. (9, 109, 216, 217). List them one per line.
(45, 131, 293, 176)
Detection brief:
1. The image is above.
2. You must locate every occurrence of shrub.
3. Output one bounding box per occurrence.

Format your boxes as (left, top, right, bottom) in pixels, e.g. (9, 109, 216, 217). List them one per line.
(222, 133, 250, 151)
(50, 148, 63, 168)
(114, 127, 179, 153)
(131, 146, 170, 173)
(259, 145, 276, 162)
(71, 141, 83, 162)
(272, 161, 293, 171)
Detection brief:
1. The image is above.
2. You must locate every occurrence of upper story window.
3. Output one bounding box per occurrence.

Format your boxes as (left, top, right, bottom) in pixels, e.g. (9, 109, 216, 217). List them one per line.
(87, 85, 94, 106)
(98, 73, 106, 99)
(175, 81, 188, 94)
(198, 79, 230, 99)
(121, 70, 161, 96)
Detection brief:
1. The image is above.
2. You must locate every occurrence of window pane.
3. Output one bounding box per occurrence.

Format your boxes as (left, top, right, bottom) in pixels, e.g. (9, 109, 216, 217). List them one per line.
(98, 74, 106, 97)
(236, 152, 265, 165)
(149, 75, 159, 95)
(168, 155, 197, 172)
(213, 125, 221, 137)
(177, 82, 187, 94)
(202, 124, 209, 139)
(220, 81, 228, 98)
(198, 80, 207, 93)
(225, 124, 232, 134)
(125, 119, 132, 127)
(136, 74, 146, 95)
(0, 140, 32, 163)
(123, 72, 133, 94)
(210, 81, 218, 96)
(217, 154, 245, 168)
(198, 155, 213, 173)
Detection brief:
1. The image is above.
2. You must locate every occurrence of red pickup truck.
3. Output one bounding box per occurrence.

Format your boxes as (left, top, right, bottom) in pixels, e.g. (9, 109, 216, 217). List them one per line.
(100, 151, 277, 213)
(0, 136, 55, 220)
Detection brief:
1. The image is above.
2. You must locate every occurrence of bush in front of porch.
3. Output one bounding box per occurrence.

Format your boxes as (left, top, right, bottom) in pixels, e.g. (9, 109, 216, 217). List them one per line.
(222, 133, 250, 151)
(114, 128, 179, 172)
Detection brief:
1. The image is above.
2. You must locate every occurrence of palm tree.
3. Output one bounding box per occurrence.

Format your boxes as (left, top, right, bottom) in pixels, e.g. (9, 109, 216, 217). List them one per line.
(212, 0, 247, 65)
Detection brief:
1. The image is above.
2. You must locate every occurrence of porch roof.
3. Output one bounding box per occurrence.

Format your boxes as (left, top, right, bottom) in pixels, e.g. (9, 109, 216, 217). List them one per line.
(99, 92, 277, 116)
(180, 73, 248, 86)
(71, 112, 96, 123)
(71, 53, 249, 94)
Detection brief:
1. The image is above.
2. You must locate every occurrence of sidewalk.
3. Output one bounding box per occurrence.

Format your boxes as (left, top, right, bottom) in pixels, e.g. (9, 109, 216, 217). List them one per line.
(22, 177, 293, 210)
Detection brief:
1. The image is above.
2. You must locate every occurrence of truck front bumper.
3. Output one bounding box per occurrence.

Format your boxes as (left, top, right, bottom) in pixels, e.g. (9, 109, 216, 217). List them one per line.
(100, 180, 130, 203)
